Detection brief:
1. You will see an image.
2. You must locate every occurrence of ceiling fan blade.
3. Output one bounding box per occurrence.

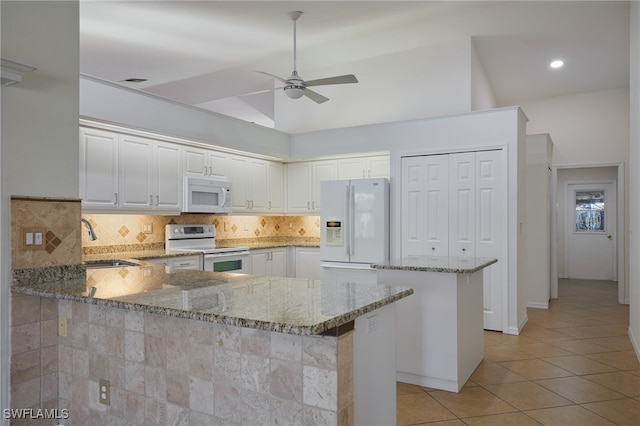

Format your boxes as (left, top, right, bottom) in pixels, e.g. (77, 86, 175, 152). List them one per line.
(303, 88, 329, 104)
(305, 74, 359, 87)
(256, 71, 288, 84)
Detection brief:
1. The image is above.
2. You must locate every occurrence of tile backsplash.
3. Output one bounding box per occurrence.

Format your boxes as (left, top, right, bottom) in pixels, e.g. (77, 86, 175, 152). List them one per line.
(11, 197, 82, 268)
(81, 214, 320, 251)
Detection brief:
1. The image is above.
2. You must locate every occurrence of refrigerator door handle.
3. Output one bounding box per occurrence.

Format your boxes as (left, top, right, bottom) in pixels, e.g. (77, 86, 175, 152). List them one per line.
(345, 184, 351, 257)
(349, 183, 355, 257)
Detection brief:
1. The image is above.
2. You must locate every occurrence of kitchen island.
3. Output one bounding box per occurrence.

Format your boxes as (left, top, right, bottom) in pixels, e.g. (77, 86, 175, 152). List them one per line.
(12, 262, 412, 426)
(374, 256, 497, 392)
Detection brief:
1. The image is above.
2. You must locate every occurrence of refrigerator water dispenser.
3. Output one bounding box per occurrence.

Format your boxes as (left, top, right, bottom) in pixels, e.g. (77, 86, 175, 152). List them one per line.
(325, 221, 343, 246)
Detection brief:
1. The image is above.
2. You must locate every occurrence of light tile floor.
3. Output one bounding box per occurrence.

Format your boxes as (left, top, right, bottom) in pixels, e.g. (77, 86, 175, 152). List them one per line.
(396, 279, 640, 425)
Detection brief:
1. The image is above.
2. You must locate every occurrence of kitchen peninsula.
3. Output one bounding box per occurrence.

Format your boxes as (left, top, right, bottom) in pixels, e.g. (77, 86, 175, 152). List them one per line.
(12, 262, 412, 426)
(374, 256, 497, 393)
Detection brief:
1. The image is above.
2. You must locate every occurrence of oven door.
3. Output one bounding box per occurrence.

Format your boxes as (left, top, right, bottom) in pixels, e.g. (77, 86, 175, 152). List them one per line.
(203, 251, 251, 274)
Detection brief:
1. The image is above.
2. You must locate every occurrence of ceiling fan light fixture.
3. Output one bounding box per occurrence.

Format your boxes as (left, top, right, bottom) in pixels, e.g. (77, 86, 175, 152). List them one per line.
(284, 86, 305, 99)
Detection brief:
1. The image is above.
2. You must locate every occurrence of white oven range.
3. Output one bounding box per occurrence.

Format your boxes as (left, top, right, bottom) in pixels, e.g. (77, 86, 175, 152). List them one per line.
(165, 224, 250, 274)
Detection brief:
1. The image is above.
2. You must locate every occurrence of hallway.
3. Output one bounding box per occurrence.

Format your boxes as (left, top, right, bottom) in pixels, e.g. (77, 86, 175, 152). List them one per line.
(396, 279, 640, 425)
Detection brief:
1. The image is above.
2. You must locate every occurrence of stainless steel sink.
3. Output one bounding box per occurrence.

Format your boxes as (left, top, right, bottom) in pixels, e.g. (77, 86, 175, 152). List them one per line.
(84, 259, 140, 269)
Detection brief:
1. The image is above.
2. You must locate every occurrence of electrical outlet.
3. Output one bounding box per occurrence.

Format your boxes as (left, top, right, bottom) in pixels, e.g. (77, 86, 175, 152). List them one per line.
(58, 316, 67, 337)
(99, 379, 110, 405)
(22, 227, 46, 250)
(366, 314, 378, 334)
(34, 232, 43, 245)
(143, 223, 153, 234)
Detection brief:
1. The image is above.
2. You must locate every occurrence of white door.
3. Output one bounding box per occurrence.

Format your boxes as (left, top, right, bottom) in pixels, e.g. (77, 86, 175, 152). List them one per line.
(475, 150, 504, 332)
(565, 183, 616, 280)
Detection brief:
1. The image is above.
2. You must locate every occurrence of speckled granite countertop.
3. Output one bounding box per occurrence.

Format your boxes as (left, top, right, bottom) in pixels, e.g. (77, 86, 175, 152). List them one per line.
(82, 250, 196, 263)
(372, 256, 497, 273)
(216, 237, 320, 250)
(12, 263, 412, 336)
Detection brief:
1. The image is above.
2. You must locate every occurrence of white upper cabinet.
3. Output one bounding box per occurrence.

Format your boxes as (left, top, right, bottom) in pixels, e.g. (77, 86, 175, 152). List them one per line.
(286, 160, 337, 213)
(337, 155, 390, 180)
(183, 146, 228, 180)
(228, 155, 283, 213)
(80, 127, 119, 209)
(80, 128, 182, 213)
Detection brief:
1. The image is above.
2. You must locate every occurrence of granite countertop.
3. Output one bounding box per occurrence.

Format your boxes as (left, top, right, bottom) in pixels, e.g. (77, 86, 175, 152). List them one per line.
(82, 250, 196, 263)
(12, 263, 412, 336)
(372, 256, 497, 273)
(216, 237, 320, 250)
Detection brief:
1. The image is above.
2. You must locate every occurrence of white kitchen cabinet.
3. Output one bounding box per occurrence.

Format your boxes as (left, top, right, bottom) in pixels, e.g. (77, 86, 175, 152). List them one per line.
(146, 255, 202, 271)
(250, 248, 286, 276)
(183, 146, 228, 180)
(80, 128, 182, 213)
(337, 155, 390, 179)
(229, 155, 283, 213)
(80, 127, 119, 209)
(286, 160, 337, 213)
(294, 247, 322, 280)
(400, 150, 505, 331)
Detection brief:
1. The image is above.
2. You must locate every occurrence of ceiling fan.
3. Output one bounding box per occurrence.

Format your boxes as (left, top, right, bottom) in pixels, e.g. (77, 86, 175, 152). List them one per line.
(256, 11, 358, 104)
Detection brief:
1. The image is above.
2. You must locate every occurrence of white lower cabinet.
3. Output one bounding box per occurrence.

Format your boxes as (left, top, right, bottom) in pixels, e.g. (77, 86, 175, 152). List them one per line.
(250, 248, 286, 276)
(294, 247, 321, 280)
(146, 255, 202, 271)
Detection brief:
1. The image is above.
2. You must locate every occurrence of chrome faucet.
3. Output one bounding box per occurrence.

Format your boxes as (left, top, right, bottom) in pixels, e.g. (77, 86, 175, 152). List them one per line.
(80, 218, 97, 241)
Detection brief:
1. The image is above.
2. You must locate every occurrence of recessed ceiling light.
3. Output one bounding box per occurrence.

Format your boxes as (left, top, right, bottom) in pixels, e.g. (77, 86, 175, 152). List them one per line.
(121, 78, 147, 83)
(550, 60, 564, 69)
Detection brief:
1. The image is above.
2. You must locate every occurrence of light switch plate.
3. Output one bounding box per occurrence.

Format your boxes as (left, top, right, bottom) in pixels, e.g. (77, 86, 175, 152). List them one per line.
(22, 227, 46, 250)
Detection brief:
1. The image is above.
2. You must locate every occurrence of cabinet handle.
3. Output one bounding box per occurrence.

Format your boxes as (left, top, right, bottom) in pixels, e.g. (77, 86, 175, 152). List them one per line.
(149, 195, 153, 205)
(209, 166, 213, 176)
(156, 195, 159, 206)
(307, 201, 310, 210)
(462, 248, 466, 252)
(362, 170, 365, 178)
(312, 201, 315, 209)
(268, 201, 271, 210)
(246, 200, 250, 208)
(114, 193, 118, 205)
(250, 200, 254, 209)
(431, 247, 436, 251)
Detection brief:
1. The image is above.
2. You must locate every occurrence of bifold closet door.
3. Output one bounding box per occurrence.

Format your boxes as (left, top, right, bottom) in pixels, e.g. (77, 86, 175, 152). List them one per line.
(401, 155, 449, 257)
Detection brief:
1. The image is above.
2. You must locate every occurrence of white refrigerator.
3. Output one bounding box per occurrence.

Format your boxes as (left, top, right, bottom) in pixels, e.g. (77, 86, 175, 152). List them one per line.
(320, 178, 389, 281)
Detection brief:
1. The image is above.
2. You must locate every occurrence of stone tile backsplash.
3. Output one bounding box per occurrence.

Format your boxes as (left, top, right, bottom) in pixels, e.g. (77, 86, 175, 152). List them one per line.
(80, 214, 320, 251)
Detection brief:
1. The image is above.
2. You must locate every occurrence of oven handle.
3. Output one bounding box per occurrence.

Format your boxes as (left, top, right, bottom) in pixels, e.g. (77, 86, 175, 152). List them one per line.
(205, 250, 250, 259)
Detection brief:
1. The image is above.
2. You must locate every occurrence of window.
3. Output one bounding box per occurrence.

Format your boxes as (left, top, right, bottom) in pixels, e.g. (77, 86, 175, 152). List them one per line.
(575, 190, 605, 232)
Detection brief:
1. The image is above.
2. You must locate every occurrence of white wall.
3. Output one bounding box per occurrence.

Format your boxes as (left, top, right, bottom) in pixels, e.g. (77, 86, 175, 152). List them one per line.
(517, 88, 629, 167)
(275, 38, 474, 134)
(525, 134, 552, 309)
(0, 0, 80, 418)
(80, 76, 291, 160)
(470, 40, 497, 111)
(628, 1, 639, 360)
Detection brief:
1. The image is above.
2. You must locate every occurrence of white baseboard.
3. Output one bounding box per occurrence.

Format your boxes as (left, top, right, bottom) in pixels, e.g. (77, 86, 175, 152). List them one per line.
(526, 302, 549, 309)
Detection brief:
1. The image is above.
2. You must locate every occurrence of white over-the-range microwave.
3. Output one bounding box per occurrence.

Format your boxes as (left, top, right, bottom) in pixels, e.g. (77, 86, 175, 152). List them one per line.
(183, 177, 233, 213)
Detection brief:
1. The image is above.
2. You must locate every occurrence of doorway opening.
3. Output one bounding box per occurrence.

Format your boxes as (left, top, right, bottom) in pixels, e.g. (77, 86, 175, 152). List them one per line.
(551, 164, 626, 304)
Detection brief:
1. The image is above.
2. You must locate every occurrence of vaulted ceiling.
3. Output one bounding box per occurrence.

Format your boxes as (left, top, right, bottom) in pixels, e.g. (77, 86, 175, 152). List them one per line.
(80, 1, 630, 132)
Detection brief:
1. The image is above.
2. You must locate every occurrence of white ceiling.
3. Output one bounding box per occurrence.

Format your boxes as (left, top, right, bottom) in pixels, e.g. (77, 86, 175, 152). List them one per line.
(80, 1, 630, 131)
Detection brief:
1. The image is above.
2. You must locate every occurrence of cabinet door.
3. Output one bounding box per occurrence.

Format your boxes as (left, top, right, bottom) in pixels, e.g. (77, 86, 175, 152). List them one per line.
(311, 160, 337, 212)
(270, 248, 287, 276)
(228, 155, 251, 211)
(295, 247, 321, 280)
(80, 128, 119, 208)
(250, 251, 268, 275)
(367, 155, 390, 178)
(207, 151, 228, 180)
(183, 146, 208, 176)
(448, 152, 476, 257)
(267, 162, 284, 212)
(118, 135, 153, 209)
(337, 158, 367, 179)
(287, 163, 312, 212)
(249, 159, 268, 211)
(153, 141, 182, 211)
